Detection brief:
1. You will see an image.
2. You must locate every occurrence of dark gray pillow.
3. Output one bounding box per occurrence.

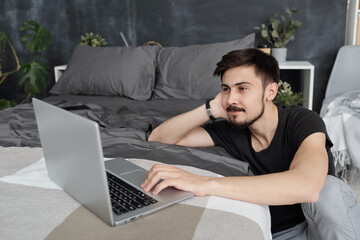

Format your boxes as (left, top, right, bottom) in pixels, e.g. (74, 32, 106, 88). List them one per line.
(153, 33, 255, 99)
(50, 45, 160, 100)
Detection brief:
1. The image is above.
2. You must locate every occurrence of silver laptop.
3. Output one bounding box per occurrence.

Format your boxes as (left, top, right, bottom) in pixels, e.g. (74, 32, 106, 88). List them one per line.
(32, 98, 193, 226)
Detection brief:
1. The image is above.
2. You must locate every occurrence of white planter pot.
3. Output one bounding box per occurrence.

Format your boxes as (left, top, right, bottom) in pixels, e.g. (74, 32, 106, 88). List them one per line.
(271, 48, 287, 62)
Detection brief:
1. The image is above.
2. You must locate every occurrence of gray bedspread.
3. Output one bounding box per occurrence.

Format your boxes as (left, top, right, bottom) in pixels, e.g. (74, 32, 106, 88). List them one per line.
(0, 95, 250, 177)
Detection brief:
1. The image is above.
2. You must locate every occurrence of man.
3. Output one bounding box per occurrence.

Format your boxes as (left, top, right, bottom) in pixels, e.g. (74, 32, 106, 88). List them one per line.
(141, 49, 360, 239)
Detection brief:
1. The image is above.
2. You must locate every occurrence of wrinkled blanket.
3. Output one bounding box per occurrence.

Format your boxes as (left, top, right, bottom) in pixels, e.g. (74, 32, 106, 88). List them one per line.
(0, 95, 250, 177)
(321, 90, 360, 182)
(0, 147, 271, 240)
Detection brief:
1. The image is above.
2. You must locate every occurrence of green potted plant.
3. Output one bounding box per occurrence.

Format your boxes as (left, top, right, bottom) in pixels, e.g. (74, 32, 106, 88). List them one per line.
(0, 32, 20, 110)
(254, 9, 302, 62)
(0, 20, 52, 109)
(273, 80, 304, 106)
(18, 20, 52, 103)
(80, 32, 107, 47)
(0, 32, 21, 110)
(0, 32, 20, 84)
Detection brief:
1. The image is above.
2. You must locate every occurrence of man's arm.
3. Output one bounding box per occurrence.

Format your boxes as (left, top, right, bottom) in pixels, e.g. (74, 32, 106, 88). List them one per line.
(206, 132, 329, 205)
(148, 93, 228, 147)
(142, 132, 328, 205)
(148, 104, 213, 147)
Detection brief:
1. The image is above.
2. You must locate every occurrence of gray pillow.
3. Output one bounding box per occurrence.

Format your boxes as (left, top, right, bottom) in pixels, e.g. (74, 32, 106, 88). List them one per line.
(153, 33, 255, 99)
(50, 45, 160, 100)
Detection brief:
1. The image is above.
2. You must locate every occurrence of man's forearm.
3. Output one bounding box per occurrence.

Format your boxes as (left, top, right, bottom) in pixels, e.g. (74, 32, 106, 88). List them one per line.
(206, 170, 320, 206)
(148, 104, 210, 144)
(207, 141, 328, 205)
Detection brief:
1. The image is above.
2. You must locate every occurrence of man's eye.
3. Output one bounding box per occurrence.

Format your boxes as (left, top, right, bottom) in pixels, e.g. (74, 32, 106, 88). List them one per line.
(222, 88, 229, 92)
(240, 87, 248, 91)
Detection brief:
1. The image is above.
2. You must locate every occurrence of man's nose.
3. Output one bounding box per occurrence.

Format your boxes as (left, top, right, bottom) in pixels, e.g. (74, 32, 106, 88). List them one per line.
(227, 91, 238, 105)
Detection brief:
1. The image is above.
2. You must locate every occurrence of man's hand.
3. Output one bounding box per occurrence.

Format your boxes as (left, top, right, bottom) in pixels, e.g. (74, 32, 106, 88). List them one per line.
(141, 164, 211, 196)
(211, 92, 229, 121)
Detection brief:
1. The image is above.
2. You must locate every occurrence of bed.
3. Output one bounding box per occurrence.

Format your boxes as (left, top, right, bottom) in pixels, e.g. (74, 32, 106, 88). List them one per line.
(0, 33, 273, 239)
(320, 45, 360, 183)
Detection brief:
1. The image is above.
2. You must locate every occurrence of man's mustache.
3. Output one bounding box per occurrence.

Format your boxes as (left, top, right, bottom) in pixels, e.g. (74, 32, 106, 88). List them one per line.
(226, 105, 245, 112)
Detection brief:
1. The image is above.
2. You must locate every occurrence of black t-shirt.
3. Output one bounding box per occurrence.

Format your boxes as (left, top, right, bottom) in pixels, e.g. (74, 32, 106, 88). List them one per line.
(203, 105, 334, 233)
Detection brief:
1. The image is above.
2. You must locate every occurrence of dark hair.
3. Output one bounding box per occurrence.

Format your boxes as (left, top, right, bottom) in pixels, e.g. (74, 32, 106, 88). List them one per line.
(213, 48, 279, 88)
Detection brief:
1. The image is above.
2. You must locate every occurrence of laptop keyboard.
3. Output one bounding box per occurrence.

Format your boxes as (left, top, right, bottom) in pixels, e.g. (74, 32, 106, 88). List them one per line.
(106, 172, 158, 215)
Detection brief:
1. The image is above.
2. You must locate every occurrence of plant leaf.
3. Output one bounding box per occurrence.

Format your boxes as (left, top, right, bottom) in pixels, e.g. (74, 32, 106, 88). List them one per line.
(261, 29, 269, 38)
(21, 33, 35, 42)
(19, 20, 51, 53)
(272, 30, 279, 38)
(18, 61, 49, 95)
(271, 19, 279, 31)
(0, 98, 18, 110)
(0, 32, 9, 51)
(281, 15, 286, 22)
(19, 21, 37, 31)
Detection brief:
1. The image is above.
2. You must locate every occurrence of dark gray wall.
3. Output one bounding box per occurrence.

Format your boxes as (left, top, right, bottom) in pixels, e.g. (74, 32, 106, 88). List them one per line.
(0, 0, 347, 112)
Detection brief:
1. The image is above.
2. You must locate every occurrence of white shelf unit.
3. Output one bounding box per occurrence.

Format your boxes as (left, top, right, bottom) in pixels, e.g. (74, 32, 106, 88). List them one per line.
(346, 0, 360, 45)
(279, 61, 315, 110)
(54, 61, 315, 110)
(54, 64, 67, 83)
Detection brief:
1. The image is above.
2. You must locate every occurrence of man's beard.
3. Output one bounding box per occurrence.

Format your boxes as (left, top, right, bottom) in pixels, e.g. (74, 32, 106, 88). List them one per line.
(227, 102, 265, 129)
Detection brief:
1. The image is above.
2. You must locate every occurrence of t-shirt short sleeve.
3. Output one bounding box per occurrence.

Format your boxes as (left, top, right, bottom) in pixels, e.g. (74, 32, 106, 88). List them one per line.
(285, 106, 333, 151)
(203, 120, 237, 148)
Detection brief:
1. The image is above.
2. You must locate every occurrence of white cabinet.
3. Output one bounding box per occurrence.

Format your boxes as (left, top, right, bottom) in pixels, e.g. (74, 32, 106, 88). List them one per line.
(279, 61, 315, 110)
(346, 0, 360, 45)
(54, 64, 67, 83)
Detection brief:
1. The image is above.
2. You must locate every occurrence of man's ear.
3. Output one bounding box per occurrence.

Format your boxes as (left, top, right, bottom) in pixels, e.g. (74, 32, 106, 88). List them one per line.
(265, 82, 278, 101)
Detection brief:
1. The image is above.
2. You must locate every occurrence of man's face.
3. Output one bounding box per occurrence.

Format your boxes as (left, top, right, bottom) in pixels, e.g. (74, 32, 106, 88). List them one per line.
(221, 65, 266, 129)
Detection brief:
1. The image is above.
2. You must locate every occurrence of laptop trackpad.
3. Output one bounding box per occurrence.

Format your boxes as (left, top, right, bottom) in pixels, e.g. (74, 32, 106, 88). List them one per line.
(121, 170, 147, 188)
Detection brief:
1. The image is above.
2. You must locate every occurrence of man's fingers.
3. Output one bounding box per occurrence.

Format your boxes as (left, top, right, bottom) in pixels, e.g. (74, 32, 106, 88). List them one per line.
(142, 171, 165, 191)
(145, 164, 177, 181)
(141, 166, 181, 192)
(141, 164, 165, 188)
(152, 178, 176, 195)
